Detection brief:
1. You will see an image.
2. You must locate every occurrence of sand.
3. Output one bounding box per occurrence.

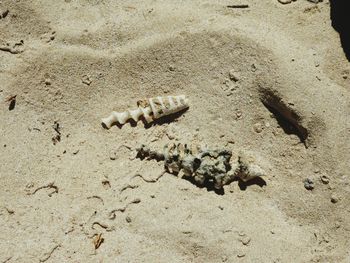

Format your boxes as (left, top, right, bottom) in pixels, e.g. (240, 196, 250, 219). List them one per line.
(1, 0, 350, 262)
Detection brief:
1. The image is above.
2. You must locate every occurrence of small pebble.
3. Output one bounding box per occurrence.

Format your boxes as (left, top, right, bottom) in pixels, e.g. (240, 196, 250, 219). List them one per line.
(168, 65, 175, 71)
(331, 195, 339, 203)
(109, 151, 117, 160)
(45, 78, 51, 85)
(320, 175, 329, 184)
(229, 70, 239, 82)
(240, 236, 251, 246)
(237, 252, 245, 258)
(278, 0, 292, 4)
(307, 0, 323, 3)
(303, 178, 314, 190)
(126, 216, 132, 223)
(82, 75, 92, 85)
(253, 123, 263, 133)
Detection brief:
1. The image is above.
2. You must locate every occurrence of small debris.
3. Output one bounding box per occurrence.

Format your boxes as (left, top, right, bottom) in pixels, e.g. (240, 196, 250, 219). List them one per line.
(236, 110, 242, 119)
(52, 121, 61, 145)
(5, 207, 15, 214)
(226, 4, 249, 8)
(125, 216, 132, 223)
(5, 95, 16, 110)
(28, 182, 59, 197)
(0, 40, 25, 54)
(307, 0, 323, 3)
(102, 180, 111, 189)
(109, 150, 117, 160)
(0, 9, 9, 19)
(237, 252, 245, 258)
(303, 178, 314, 190)
(45, 78, 52, 85)
(39, 244, 60, 262)
(320, 175, 329, 184)
(82, 75, 92, 85)
(93, 233, 104, 249)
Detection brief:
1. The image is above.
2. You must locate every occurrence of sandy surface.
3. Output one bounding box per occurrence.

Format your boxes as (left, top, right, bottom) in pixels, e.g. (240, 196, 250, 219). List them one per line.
(1, 0, 350, 262)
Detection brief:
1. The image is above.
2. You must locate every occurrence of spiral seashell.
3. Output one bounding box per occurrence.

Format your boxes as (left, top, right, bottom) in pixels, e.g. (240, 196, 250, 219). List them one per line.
(101, 95, 189, 129)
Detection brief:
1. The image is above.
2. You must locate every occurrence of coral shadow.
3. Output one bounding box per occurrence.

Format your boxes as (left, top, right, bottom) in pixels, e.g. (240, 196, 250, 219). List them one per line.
(182, 176, 225, 195)
(237, 177, 267, 191)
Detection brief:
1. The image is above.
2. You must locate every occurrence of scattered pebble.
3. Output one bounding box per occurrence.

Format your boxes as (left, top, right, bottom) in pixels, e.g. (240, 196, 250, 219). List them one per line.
(303, 178, 314, 190)
(253, 123, 263, 133)
(278, 0, 292, 4)
(251, 64, 257, 72)
(237, 252, 245, 258)
(102, 180, 111, 189)
(168, 65, 175, 71)
(320, 175, 329, 184)
(240, 236, 251, 246)
(82, 75, 92, 85)
(125, 216, 132, 223)
(45, 78, 52, 85)
(307, 0, 323, 3)
(229, 69, 239, 82)
(109, 151, 117, 160)
(331, 194, 339, 204)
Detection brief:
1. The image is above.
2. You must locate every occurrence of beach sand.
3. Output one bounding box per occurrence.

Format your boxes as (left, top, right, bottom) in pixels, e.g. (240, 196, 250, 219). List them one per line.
(1, 0, 349, 262)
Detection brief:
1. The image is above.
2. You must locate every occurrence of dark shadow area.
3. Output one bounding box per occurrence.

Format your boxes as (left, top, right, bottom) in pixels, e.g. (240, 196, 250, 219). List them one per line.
(259, 89, 308, 147)
(182, 176, 225, 195)
(330, 0, 350, 61)
(143, 108, 189, 128)
(101, 108, 188, 130)
(9, 99, 16, 110)
(264, 103, 306, 144)
(237, 177, 267, 191)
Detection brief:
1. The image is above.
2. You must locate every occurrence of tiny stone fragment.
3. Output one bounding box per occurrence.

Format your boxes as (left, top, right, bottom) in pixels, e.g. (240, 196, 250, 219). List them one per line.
(320, 175, 329, 184)
(278, 0, 292, 4)
(240, 236, 251, 246)
(303, 178, 314, 190)
(229, 69, 239, 82)
(125, 216, 132, 223)
(82, 75, 92, 85)
(253, 123, 263, 133)
(331, 194, 339, 203)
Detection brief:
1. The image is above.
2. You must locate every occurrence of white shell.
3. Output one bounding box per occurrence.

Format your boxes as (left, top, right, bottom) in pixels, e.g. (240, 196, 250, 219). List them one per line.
(102, 95, 189, 129)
